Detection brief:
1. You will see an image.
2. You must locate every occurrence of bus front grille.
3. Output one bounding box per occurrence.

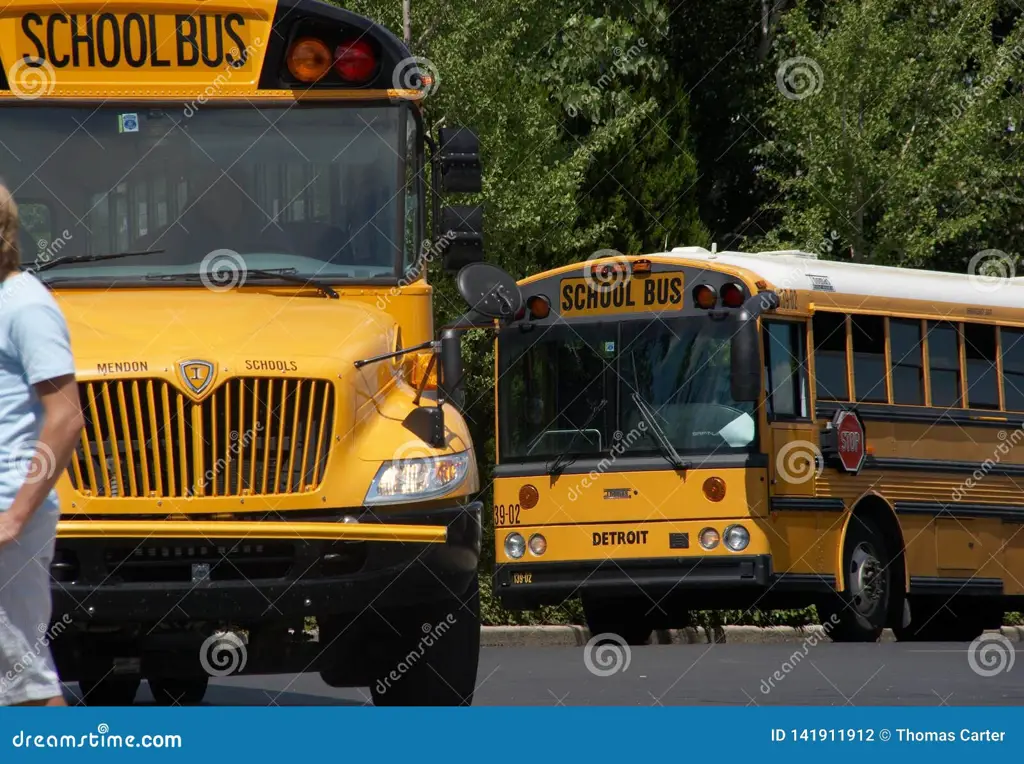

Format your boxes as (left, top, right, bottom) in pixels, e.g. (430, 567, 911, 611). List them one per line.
(69, 378, 335, 498)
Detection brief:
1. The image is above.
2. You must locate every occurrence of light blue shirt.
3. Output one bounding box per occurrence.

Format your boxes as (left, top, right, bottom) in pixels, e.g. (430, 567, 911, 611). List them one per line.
(0, 272, 75, 514)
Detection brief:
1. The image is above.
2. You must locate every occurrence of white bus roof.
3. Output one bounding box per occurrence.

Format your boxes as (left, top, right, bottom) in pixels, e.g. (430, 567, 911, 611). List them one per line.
(661, 246, 1024, 310)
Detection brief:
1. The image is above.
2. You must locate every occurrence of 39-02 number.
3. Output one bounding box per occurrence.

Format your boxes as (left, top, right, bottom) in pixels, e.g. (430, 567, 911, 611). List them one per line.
(493, 503, 521, 527)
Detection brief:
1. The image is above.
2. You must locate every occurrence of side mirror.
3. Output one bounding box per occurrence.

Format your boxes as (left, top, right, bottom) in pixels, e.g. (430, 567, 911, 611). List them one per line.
(456, 262, 523, 320)
(730, 292, 778, 402)
(437, 127, 482, 193)
(439, 328, 465, 410)
(440, 205, 484, 272)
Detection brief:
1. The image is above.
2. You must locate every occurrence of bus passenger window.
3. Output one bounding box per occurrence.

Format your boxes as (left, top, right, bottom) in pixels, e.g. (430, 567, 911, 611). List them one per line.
(927, 322, 962, 407)
(813, 313, 849, 401)
(1002, 328, 1024, 411)
(763, 321, 808, 417)
(963, 324, 999, 410)
(889, 319, 924, 405)
(852, 314, 887, 402)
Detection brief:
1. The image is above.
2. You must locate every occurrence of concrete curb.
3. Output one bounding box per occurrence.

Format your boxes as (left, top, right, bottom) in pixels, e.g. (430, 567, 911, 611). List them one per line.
(481, 624, 1024, 647)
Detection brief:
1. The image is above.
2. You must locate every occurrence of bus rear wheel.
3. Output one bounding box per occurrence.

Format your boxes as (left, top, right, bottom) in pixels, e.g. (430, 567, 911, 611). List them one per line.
(582, 595, 654, 646)
(820, 515, 892, 643)
(368, 577, 481, 707)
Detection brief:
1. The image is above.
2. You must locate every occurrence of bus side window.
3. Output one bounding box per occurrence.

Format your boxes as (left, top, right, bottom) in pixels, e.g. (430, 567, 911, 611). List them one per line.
(812, 312, 849, 401)
(889, 319, 924, 405)
(763, 321, 808, 418)
(927, 321, 962, 407)
(963, 323, 999, 410)
(1002, 328, 1024, 411)
(852, 314, 888, 403)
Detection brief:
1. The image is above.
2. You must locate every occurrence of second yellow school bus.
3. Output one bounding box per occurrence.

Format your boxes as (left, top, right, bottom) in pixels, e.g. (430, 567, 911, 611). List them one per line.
(1, 0, 486, 705)
(492, 247, 1022, 644)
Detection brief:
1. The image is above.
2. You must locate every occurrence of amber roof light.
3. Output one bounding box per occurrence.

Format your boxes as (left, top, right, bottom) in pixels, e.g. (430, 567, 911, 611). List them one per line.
(287, 38, 333, 82)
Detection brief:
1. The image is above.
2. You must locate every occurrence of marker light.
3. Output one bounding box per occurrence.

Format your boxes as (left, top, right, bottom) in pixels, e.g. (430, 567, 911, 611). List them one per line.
(699, 527, 720, 550)
(631, 259, 652, 274)
(528, 534, 547, 556)
(334, 38, 377, 83)
(721, 283, 745, 308)
(590, 261, 629, 282)
(702, 477, 726, 502)
(724, 525, 750, 552)
(519, 484, 540, 509)
(287, 38, 333, 82)
(693, 284, 717, 309)
(505, 532, 526, 559)
(527, 295, 550, 320)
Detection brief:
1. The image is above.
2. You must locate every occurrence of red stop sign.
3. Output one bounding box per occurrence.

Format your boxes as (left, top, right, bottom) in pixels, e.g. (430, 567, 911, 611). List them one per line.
(833, 410, 866, 473)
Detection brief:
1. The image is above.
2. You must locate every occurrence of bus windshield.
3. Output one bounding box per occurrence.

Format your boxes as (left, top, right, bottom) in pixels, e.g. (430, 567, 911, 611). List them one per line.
(6, 104, 411, 282)
(498, 316, 757, 462)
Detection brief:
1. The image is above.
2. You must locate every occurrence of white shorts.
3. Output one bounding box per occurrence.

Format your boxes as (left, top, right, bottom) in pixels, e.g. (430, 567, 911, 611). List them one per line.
(0, 509, 60, 705)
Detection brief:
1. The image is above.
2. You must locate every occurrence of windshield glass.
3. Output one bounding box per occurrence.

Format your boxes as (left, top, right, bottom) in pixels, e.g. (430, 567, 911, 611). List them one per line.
(498, 317, 758, 461)
(4, 105, 408, 281)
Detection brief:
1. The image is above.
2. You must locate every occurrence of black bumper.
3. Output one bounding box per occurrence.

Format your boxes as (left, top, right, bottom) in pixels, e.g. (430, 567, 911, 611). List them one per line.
(495, 555, 772, 609)
(51, 502, 481, 624)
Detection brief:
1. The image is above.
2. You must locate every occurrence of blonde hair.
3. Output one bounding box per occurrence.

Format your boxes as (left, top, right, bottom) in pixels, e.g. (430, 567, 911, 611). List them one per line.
(0, 184, 19, 277)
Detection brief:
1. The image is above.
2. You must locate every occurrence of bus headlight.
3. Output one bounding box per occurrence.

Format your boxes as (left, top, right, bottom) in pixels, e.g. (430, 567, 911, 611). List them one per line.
(699, 527, 720, 550)
(505, 532, 526, 559)
(364, 452, 471, 505)
(724, 525, 750, 551)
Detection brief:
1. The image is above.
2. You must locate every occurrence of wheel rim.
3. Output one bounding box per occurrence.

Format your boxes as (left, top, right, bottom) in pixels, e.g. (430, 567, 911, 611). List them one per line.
(849, 542, 884, 616)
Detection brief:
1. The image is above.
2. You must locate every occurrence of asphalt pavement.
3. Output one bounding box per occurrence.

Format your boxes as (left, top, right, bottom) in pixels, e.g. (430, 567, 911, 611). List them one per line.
(65, 642, 1024, 706)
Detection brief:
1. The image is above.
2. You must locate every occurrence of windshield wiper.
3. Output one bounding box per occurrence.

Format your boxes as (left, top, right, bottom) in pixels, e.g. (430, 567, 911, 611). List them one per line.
(148, 268, 339, 299)
(545, 399, 608, 476)
(630, 392, 691, 471)
(32, 249, 166, 273)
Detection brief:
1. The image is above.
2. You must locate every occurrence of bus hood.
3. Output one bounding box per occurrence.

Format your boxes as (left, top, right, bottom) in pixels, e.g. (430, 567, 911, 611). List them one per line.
(55, 288, 400, 381)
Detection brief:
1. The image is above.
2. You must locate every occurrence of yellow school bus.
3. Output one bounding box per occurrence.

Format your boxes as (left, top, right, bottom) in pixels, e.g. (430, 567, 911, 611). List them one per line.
(492, 247, 1022, 644)
(2, 0, 486, 705)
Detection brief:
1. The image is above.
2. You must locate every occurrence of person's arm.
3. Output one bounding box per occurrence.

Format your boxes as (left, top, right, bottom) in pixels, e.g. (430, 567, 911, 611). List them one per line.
(0, 301, 82, 544)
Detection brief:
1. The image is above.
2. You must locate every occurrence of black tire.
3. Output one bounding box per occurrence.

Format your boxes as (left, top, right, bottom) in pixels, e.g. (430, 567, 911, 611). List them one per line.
(148, 676, 209, 705)
(77, 675, 141, 706)
(368, 577, 481, 706)
(582, 595, 654, 646)
(820, 515, 892, 643)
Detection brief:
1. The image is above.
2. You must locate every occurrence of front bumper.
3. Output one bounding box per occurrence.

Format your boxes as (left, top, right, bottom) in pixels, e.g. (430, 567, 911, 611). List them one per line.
(51, 502, 481, 624)
(494, 555, 772, 609)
